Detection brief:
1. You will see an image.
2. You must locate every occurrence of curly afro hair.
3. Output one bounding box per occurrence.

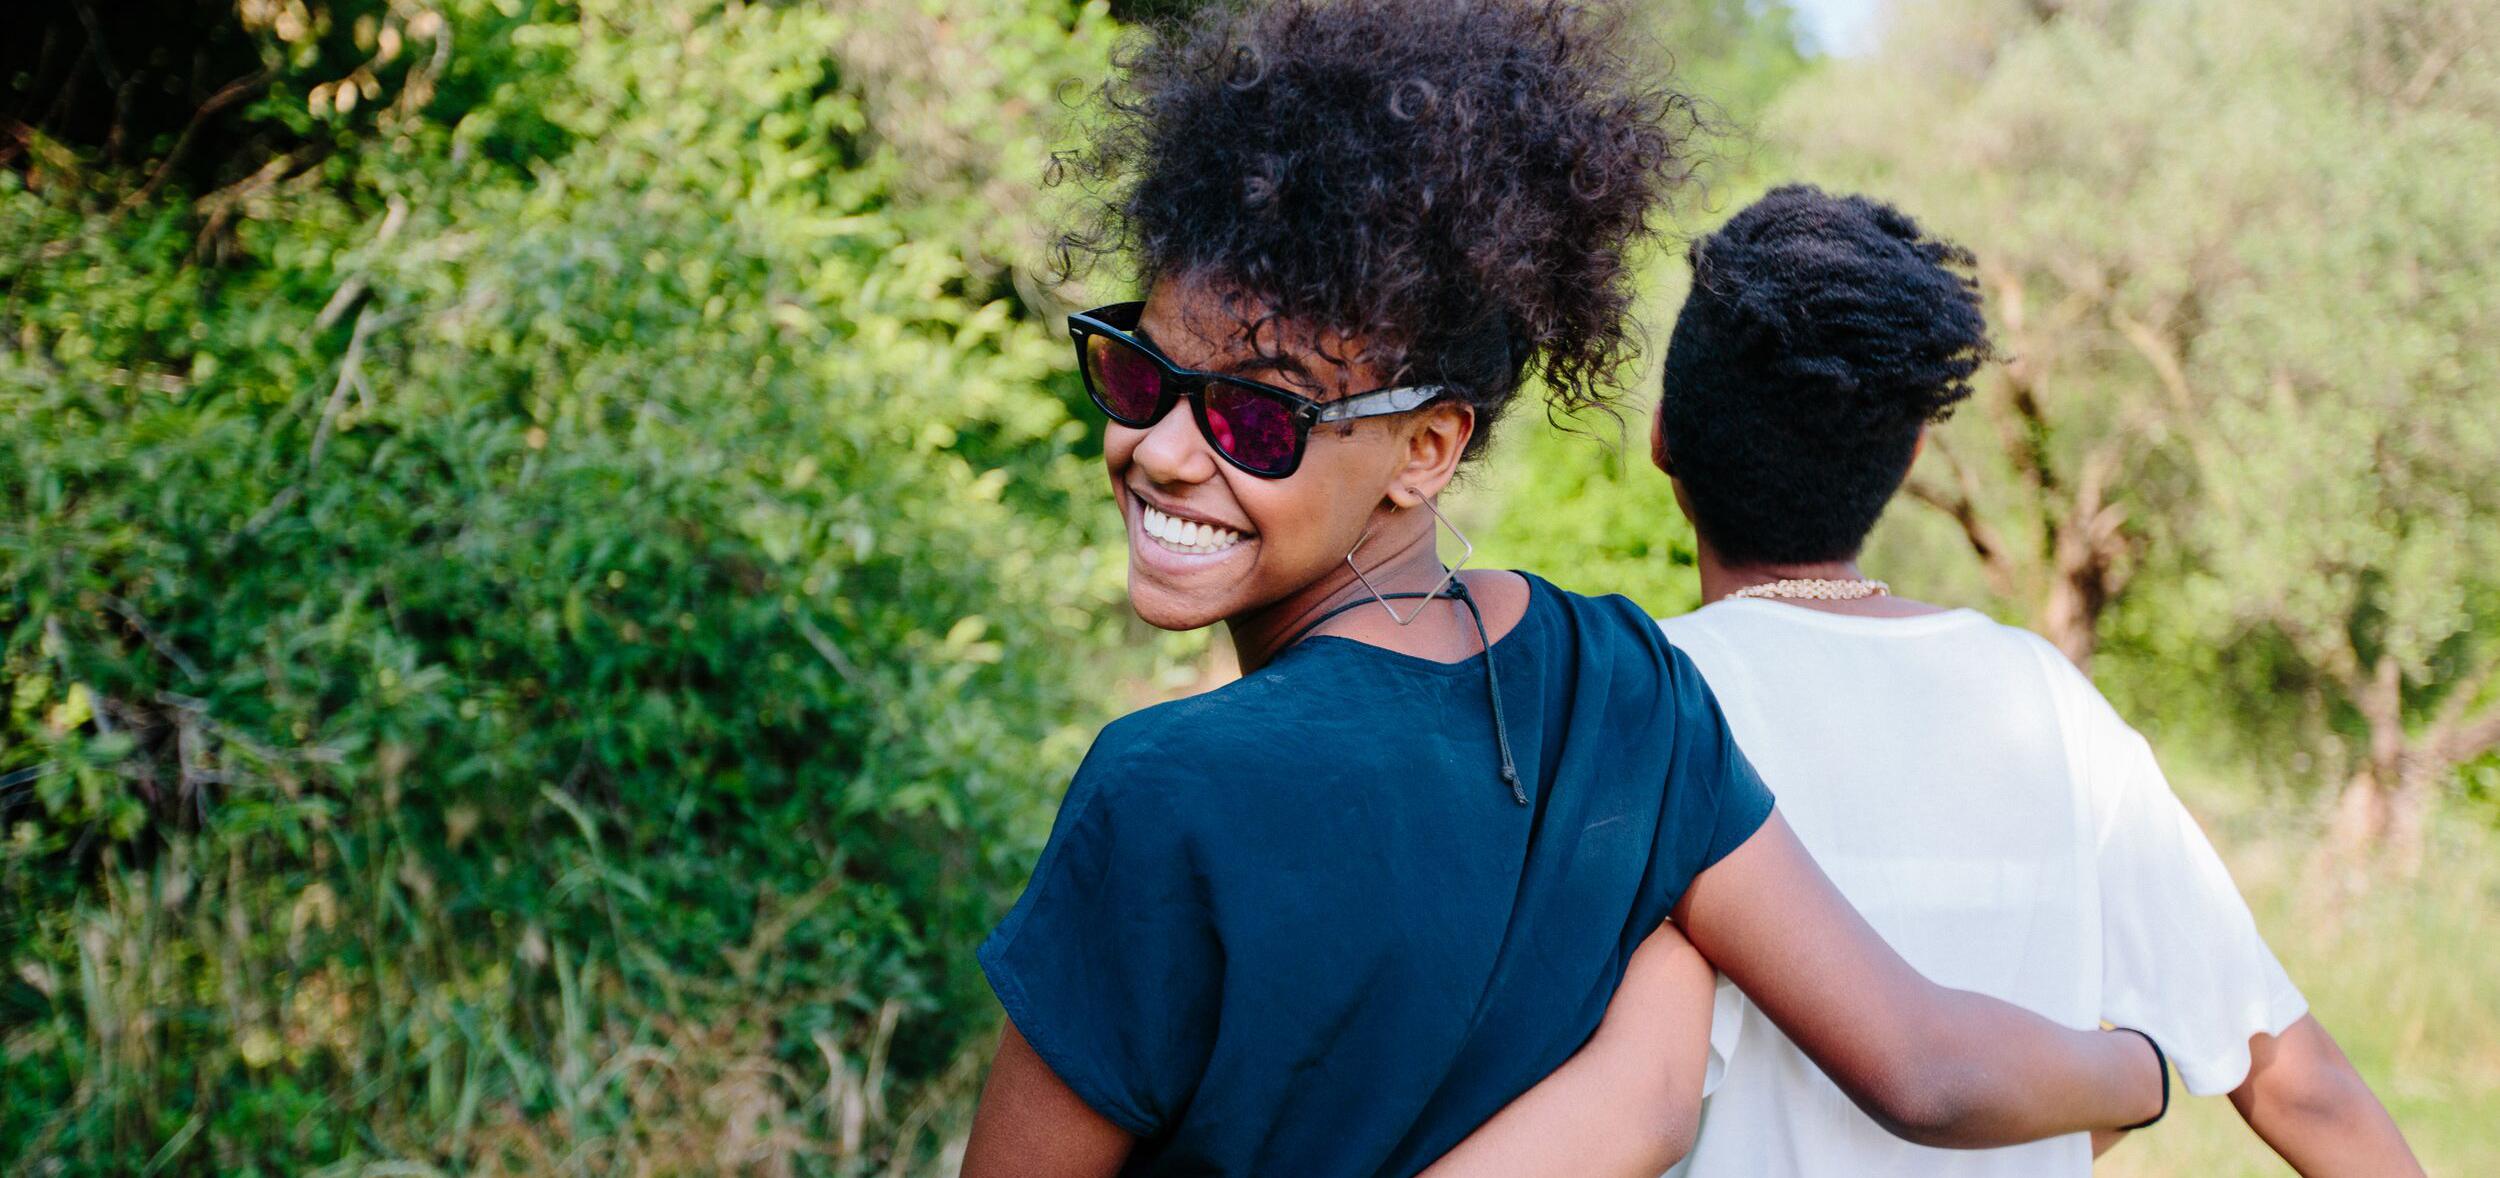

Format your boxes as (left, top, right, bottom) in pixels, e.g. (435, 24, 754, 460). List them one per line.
(1659, 184, 1991, 565)
(1053, 0, 1698, 458)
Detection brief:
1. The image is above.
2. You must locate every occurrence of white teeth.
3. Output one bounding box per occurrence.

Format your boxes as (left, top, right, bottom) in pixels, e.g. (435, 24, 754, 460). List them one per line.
(1139, 504, 1245, 555)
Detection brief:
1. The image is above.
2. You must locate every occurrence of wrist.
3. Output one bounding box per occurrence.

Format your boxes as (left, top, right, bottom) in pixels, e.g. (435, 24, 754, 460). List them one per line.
(2110, 1027, 2170, 1130)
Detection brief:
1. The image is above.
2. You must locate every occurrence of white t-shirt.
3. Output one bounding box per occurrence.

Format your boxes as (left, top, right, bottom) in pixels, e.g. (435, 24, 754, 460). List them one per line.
(1659, 599, 2307, 1178)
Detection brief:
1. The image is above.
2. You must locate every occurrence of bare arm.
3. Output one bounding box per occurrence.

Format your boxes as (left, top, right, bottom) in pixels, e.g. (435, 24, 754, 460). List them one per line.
(2229, 1014, 2423, 1176)
(960, 1019, 1135, 1178)
(1421, 920, 1716, 1178)
(1674, 811, 2163, 1147)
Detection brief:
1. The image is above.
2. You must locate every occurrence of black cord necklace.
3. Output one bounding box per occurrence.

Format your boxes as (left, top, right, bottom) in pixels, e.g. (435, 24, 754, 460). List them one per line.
(1277, 575, 1527, 806)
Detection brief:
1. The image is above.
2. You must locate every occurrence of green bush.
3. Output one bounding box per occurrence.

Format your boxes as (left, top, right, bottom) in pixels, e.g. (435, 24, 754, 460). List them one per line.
(1, 1, 1142, 1172)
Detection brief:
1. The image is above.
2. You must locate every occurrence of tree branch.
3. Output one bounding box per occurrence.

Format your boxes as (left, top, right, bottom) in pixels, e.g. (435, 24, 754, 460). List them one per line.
(308, 305, 379, 470)
(2111, 312, 2196, 416)
(791, 611, 869, 692)
(189, 143, 331, 260)
(2424, 659, 2500, 767)
(1903, 449, 2020, 601)
(101, 595, 203, 683)
(111, 68, 273, 215)
(2398, 41, 2458, 108)
(2440, 700, 2500, 766)
(1979, 271, 2059, 508)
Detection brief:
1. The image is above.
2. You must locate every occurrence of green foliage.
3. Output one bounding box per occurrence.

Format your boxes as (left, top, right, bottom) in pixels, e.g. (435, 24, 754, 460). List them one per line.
(2, 0, 1137, 1172)
(1774, 0, 2500, 804)
(1652, 0, 1813, 127)
(1465, 411, 1701, 617)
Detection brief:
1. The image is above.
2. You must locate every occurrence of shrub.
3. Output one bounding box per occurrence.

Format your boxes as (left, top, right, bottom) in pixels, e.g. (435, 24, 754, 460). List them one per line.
(1, 1, 1138, 1171)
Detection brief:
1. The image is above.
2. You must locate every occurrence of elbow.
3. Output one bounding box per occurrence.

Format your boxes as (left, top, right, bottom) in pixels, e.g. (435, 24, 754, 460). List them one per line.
(1622, 1078, 1702, 1174)
(1867, 1093, 1977, 1149)
(1657, 1106, 1700, 1171)
(1850, 1060, 1984, 1148)
(2243, 1055, 2374, 1130)
(1625, 1115, 1697, 1175)
(1664, 1120, 1698, 1170)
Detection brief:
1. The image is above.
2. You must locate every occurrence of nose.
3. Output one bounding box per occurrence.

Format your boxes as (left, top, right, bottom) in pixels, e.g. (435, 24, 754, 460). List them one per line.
(1130, 397, 1220, 487)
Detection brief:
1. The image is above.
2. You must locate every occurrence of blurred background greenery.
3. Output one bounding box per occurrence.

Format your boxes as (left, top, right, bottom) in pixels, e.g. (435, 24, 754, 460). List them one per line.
(2, 0, 2492, 1174)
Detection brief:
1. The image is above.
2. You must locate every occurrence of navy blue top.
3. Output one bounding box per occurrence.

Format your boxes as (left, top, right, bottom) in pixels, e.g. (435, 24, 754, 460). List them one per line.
(979, 574, 1774, 1177)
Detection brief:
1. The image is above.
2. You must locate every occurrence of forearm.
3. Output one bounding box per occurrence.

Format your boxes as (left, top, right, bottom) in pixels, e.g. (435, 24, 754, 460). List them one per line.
(1677, 812, 2163, 1149)
(1873, 989, 2159, 1147)
(2230, 1016, 2423, 1177)
(1422, 922, 1713, 1178)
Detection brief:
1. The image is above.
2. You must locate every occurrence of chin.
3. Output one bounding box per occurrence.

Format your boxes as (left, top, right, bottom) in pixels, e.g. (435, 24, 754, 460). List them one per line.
(1126, 574, 1232, 632)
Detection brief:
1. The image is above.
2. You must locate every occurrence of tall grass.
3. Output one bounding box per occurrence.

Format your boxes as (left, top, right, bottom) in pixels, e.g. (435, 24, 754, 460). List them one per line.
(2099, 785, 2500, 1176)
(3, 838, 993, 1176)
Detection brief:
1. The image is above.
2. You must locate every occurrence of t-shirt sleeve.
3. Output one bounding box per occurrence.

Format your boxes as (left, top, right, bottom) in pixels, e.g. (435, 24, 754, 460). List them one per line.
(1702, 970, 1746, 1098)
(2076, 687, 2308, 1095)
(977, 729, 1220, 1136)
(1661, 642, 1779, 881)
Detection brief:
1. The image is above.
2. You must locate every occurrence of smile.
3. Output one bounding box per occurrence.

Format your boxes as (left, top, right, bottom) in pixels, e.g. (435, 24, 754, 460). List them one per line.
(1139, 503, 1247, 556)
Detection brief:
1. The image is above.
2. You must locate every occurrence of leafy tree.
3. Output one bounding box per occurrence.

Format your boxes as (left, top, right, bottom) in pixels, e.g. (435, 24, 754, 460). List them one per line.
(2165, 0, 2500, 863)
(1775, 0, 2500, 852)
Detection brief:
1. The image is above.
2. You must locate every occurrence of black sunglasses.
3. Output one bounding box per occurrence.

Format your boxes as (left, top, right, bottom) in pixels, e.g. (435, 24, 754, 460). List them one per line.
(1068, 302, 1445, 478)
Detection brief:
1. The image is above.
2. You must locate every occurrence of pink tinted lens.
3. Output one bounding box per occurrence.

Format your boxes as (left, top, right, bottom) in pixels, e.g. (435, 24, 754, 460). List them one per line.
(1086, 334, 1165, 422)
(1203, 385, 1302, 472)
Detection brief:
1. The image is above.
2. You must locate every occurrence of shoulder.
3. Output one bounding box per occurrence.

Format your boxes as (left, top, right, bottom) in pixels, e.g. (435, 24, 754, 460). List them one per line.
(1998, 623, 2087, 683)
(1994, 625, 2137, 737)
(1654, 601, 1739, 670)
(1518, 577, 1728, 730)
(1521, 573, 1677, 659)
(1073, 669, 1333, 815)
(1084, 685, 1264, 787)
(1648, 602, 1759, 693)
(1981, 624, 2163, 822)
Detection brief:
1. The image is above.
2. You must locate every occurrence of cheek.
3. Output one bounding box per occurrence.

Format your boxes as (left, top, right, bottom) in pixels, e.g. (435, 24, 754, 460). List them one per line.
(1102, 424, 1143, 474)
(1235, 458, 1373, 563)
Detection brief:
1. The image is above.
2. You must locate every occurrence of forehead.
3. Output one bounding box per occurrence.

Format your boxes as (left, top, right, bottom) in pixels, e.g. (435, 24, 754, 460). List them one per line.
(1138, 277, 1382, 396)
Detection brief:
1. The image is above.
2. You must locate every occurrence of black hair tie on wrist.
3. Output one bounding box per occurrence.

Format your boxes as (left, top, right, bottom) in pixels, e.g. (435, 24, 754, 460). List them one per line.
(2111, 1026, 2171, 1130)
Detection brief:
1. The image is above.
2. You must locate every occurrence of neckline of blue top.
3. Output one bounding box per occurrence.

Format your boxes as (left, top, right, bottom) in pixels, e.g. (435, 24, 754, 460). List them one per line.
(1274, 571, 1536, 804)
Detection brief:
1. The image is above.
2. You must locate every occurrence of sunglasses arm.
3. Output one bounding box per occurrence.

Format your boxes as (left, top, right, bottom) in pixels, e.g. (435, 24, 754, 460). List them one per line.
(1312, 385, 1446, 423)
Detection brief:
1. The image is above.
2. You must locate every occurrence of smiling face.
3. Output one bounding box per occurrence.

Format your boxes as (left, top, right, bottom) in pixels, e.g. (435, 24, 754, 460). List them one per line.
(1106, 276, 1470, 632)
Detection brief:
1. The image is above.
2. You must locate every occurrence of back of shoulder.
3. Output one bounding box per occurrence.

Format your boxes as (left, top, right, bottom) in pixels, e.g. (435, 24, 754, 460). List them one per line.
(1995, 625, 2144, 747)
(1090, 681, 1276, 783)
(1657, 603, 2138, 749)
(1536, 578, 1711, 704)
(1079, 665, 1352, 810)
(1534, 576, 1657, 637)
(1980, 622, 2164, 833)
(1535, 578, 1685, 678)
(1895, 614, 2144, 764)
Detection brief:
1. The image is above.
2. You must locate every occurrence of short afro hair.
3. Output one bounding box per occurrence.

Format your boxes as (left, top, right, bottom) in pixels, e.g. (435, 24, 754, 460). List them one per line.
(1659, 185, 1989, 565)
(1053, 0, 1698, 458)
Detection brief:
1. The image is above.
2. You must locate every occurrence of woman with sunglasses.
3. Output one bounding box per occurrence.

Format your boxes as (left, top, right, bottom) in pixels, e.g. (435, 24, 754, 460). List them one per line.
(962, 4, 2166, 1176)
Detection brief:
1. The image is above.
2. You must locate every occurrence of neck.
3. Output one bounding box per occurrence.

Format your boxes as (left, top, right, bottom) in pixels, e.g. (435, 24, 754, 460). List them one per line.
(1696, 545, 1869, 605)
(1226, 510, 1445, 673)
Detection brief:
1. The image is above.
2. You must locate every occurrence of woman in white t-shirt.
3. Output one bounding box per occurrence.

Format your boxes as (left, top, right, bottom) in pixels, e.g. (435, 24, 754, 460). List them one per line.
(1464, 185, 2421, 1175)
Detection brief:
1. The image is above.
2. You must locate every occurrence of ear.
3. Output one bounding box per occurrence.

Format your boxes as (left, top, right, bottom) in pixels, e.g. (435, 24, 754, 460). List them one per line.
(1911, 425, 1928, 466)
(1650, 406, 1673, 476)
(1386, 401, 1475, 508)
